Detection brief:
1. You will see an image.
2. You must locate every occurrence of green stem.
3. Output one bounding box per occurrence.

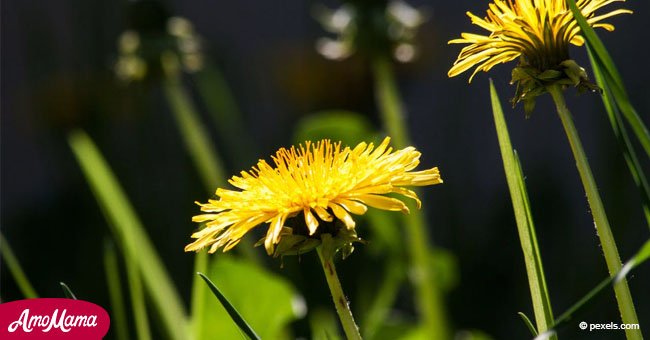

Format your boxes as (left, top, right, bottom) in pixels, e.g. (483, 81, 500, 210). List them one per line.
(0, 233, 38, 298)
(194, 64, 256, 165)
(317, 248, 362, 340)
(191, 251, 208, 339)
(372, 56, 449, 338)
(361, 258, 405, 339)
(162, 72, 227, 191)
(548, 85, 641, 340)
(162, 57, 260, 265)
(103, 241, 130, 340)
(372, 57, 410, 147)
(125, 241, 151, 340)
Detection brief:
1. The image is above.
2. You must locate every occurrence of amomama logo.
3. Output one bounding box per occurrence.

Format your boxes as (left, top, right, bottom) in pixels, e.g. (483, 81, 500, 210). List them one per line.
(0, 298, 110, 339)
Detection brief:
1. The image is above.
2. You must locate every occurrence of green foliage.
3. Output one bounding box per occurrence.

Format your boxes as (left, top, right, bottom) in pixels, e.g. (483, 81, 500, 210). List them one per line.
(565, 0, 650, 227)
(542, 238, 650, 338)
(198, 272, 260, 340)
(103, 241, 130, 340)
(0, 233, 38, 299)
(587, 50, 650, 226)
(566, 0, 650, 157)
(196, 256, 301, 340)
(517, 312, 538, 336)
(68, 130, 189, 340)
(60, 282, 77, 300)
(294, 110, 377, 145)
(309, 307, 342, 340)
(490, 81, 555, 337)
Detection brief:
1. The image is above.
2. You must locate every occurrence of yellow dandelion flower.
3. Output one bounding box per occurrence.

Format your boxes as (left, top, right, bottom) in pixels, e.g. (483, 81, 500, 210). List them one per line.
(185, 137, 442, 256)
(448, 0, 632, 82)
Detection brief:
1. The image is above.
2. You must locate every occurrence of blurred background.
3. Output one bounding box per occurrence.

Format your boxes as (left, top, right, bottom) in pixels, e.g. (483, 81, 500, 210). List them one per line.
(2, 0, 649, 339)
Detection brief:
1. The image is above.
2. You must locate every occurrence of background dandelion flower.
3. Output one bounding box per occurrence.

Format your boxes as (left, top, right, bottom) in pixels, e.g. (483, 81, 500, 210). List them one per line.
(185, 137, 442, 255)
(448, 0, 632, 82)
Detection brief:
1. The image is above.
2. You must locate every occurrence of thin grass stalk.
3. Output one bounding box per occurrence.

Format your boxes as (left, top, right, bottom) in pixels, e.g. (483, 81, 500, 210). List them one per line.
(566, 0, 650, 157)
(361, 258, 405, 339)
(68, 130, 189, 340)
(194, 64, 256, 164)
(547, 84, 641, 339)
(124, 239, 152, 340)
(536, 238, 650, 339)
(371, 55, 449, 338)
(0, 233, 38, 299)
(490, 81, 555, 337)
(161, 56, 260, 339)
(317, 247, 362, 340)
(191, 251, 208, 338)
(60, 282, 77, 299)
(161, 58, 227, 191)
(587, 49, 650, 227)
(104, 241, 130, 340)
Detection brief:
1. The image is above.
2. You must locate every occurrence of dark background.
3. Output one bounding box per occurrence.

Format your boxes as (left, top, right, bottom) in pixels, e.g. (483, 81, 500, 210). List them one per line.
(2, 0, 649, 339)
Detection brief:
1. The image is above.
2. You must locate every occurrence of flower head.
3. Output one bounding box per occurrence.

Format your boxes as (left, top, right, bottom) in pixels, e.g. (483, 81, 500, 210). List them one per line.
(185, 137, 442, 257)
(115, 16, 205, 82)
(448, 0, 631, 82)
(315, 1, 427, 63)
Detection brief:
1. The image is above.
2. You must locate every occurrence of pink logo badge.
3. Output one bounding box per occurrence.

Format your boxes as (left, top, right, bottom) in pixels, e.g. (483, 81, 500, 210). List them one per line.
(0, 298, 110, 339)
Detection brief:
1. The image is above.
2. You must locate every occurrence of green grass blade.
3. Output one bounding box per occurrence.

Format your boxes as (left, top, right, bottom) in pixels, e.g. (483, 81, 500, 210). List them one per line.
(103, 241, 130, 340)
(310, 307, 343, 340)
(372, 55, 449, 339)
(124, 239, 151, 340)
(198, 272, 261, 340)
(490, 80, 555, 337)
(0, 233, 38, 298)
(190, 251, 208, 339)
(68, 130, 189, 340)
(60, 282, 77, 300)
(162, 57, 267, 340)
(588, 49, 650, 227)
(194, 63, 256, 163)
(518, 312, 539, 337)
(538, 238, 650, 339)
(566, 0, 650, 156)
(361, 258, 406, 339)
(162, 74, 227, 191)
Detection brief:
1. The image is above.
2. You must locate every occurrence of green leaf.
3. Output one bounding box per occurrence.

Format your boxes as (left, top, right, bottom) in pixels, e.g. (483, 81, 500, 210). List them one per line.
(125, 239, 151, 340)
(103, 241, 130, 340)
(0, 233, 38, 298)
(490, 80, 555, 337)
(196, 256, 301, 340)
(517, 312, 538, 336)
(309, 307, 342, 340)
(68, 130, 189, 340)
(194, 63, 256, 163)
(293, 110, 377, 146)
(60, 282, 77, 300)
(429, 247, 459, 293)
(587, 49, 650, 227)
(198, 272, 260, 340)
(542, 238, 650, 338)
(360, 257, 405, 340)
(162, 73, 227, 191)
(566, 0, 650, 157)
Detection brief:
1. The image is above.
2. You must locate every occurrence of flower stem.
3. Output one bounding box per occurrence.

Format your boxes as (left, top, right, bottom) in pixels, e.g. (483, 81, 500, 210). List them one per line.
(372, 56, 449, 338)
(548, 84, 641, 340)
(372, 56, 410, 147)
(0, 233, 38, 298)
(317, 247, 362, 340)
